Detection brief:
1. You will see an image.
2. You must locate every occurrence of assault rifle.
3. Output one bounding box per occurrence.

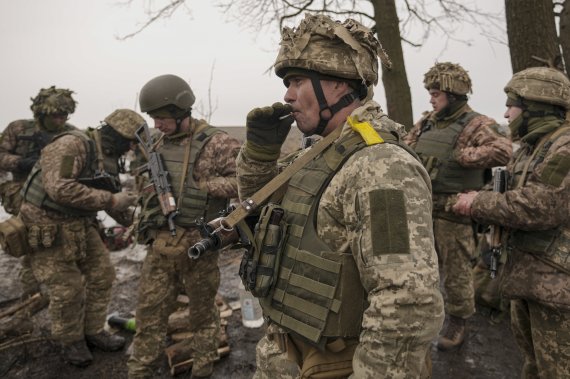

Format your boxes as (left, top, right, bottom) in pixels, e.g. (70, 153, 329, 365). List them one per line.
(489, 168, 509, 279)
(187, 123, 345, 260)
(135, 123, 178, 236)
(17, 131, 52, 159)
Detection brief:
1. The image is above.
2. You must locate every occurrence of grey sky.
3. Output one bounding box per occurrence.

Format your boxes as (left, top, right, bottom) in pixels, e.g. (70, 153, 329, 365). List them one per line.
(0, 0, 511, 130)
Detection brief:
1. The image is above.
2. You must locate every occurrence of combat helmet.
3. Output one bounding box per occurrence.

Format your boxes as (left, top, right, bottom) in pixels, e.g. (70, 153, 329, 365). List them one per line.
(273, 13, 391, 135)
(504, 67, 570, 110)
(139, 74, 195, 118)
(424, 62, 472, 95)
(30, 86, 76, 117)
(104, 109, 146, 140)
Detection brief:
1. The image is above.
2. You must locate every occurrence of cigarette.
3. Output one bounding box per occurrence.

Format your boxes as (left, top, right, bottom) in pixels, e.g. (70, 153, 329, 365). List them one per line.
(279, 113, 293, 120)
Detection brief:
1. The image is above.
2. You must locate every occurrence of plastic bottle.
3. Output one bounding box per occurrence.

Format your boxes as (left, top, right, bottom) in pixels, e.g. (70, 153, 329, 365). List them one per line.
(238, 281, 264, 328)
(107, 315, 136, 332)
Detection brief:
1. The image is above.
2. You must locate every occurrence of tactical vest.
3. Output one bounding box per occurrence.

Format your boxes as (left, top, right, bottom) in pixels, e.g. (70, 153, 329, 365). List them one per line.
(141, 126, 228, 229)
(22, 130, 118, 217)
(414, 112, 487, 193)
(258, 128, 415, 348)
(13, 120, 75, 181)
(507, 127, 570, 269)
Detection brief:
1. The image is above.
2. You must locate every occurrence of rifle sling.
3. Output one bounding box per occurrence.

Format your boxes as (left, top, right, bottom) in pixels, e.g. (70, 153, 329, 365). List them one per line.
(224, 125, 344, 228)
(177, 122, 211, 206)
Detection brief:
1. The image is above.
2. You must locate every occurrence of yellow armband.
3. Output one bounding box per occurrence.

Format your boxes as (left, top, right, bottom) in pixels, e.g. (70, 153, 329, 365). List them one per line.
(347, 116, 384, 146)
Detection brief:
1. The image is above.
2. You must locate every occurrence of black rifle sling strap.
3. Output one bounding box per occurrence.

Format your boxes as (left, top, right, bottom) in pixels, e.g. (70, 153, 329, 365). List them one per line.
(223, 125, 344, 228)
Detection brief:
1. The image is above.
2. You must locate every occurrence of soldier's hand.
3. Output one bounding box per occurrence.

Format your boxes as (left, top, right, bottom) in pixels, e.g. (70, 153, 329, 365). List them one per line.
(110, 191, 138, 212)
(17, 156, 38, 172)
(244, 103, 293, 161)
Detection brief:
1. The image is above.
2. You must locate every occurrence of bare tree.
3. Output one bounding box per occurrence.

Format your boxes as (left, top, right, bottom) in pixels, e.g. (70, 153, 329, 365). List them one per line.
(118, 0, 503, 128)
(556, 0, 570, 72)
(193, 62, 220, 123)
(506, 0, 563, 73)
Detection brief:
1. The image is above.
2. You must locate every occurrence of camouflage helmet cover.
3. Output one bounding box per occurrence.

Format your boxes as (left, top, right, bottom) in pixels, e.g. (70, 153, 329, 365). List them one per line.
(138, 74, 196, 114)
(504, 67, 570, 110)
(424, 62, 472, 95)
(30, 86, 76, 117)
(104, 109, 146, 140)
(274, 13, 391, 86)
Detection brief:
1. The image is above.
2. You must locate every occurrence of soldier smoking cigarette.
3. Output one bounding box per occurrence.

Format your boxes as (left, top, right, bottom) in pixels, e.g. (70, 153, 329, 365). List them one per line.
(278, 113, 293, 120)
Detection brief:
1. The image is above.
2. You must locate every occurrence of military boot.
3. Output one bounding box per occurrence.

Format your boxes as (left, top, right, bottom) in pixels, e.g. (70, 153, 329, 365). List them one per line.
(85, 330, 125, 352)
(62, 339, 93, 367)
(437, 315, 466, 351)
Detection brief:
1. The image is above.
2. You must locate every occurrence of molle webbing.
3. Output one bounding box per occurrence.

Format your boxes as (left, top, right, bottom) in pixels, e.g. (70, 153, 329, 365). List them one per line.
(22, 131, 98, 217)
(261, 129, 407, 346)
(414, 111, 486, 193)
(508, 127, 570, 257)
(152, 126, 227, 227)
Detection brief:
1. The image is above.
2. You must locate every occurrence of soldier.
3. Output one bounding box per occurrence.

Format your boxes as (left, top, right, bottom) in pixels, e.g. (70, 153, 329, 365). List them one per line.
(18, 109, 143, 367)
(0, 86, 77, 300)
(404, 62, 512, 351)
(237, 14, 444, 378)
(454, 67, 570, 378)
(127, 74, 241, 379)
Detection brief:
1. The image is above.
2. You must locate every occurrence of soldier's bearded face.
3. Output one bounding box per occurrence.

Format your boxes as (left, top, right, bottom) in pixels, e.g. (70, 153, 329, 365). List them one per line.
(504, 105, 523, 123)
(429, 89, 449, 112)
(150, 116, 177, 135)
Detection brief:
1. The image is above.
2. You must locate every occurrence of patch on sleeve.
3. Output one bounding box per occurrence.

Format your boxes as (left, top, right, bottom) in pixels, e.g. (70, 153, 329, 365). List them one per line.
(540, 154, 570, 187)
(59, 155, 75, 179)
(369, 188, 410, 255)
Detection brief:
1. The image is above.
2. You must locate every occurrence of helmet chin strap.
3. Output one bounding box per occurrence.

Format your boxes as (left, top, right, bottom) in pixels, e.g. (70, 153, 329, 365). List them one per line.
(174, 110, 191, 134)
(307, 74, 360, 136)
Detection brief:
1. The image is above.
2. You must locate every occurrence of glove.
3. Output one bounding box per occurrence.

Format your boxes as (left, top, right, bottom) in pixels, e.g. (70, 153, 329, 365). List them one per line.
(109, 191, 138, 212)
(17, 156, 38, 172)
(244, 102, 293, 161)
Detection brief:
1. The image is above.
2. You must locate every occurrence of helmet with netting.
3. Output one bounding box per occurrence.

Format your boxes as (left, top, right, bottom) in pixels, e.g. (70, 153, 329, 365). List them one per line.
(104, 109, 146, 140)
(139, 74, 195, 117)
(504, 67, 570, 110)
(30, 86, 76, 117)
(424, 62, 472, 95)
(273, 13, 391, 87)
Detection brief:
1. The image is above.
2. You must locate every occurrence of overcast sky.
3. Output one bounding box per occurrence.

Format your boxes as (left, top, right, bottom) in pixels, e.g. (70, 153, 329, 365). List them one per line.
(0, 0, 511, 130)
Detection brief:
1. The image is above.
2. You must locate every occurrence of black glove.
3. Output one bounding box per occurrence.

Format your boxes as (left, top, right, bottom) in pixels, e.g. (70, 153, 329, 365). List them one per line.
(17, 156, 38, 172)
(244, 102, 293, 161)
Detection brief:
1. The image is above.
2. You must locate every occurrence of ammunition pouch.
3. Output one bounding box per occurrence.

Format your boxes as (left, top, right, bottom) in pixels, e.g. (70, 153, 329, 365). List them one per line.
(239, 203, 288, 298)
(152, 227, 191, 258)
(27, 223, 59, 250)
(0, 216, 30, 257)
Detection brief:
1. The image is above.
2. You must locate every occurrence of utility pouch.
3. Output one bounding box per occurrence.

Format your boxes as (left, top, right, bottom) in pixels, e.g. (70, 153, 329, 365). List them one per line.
(240, 203, 287, 298)
(0, 216, 30, 257)
(27, 223, 59, 250)
(152, 227, 189, 258)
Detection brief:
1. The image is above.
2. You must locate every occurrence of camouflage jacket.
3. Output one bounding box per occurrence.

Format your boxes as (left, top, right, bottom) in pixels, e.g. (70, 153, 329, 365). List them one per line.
(0, 119, 76, 181)
(19, 133, 117, 224)
(471, 127, 570, 309)
(404, 104, 512, 219)
(237, 100, 444, 372)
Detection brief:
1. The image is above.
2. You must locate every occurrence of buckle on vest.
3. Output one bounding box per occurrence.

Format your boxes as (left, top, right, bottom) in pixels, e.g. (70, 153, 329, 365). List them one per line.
(241, 198, 257, 212)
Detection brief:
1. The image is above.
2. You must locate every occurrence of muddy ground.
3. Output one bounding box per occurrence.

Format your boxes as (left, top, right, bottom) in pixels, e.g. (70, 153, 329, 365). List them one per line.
(0, 229, 522, 379)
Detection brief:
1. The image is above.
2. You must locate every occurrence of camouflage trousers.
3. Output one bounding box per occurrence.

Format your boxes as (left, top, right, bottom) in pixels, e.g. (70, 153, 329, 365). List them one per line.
(433, 218, 477, 319)
(127, 241, 221, 378)
(511, 299, 570, 379)
(28, 220, 115, 342)
(19, 254, 41, 297)
(255, 306, 441, 379)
